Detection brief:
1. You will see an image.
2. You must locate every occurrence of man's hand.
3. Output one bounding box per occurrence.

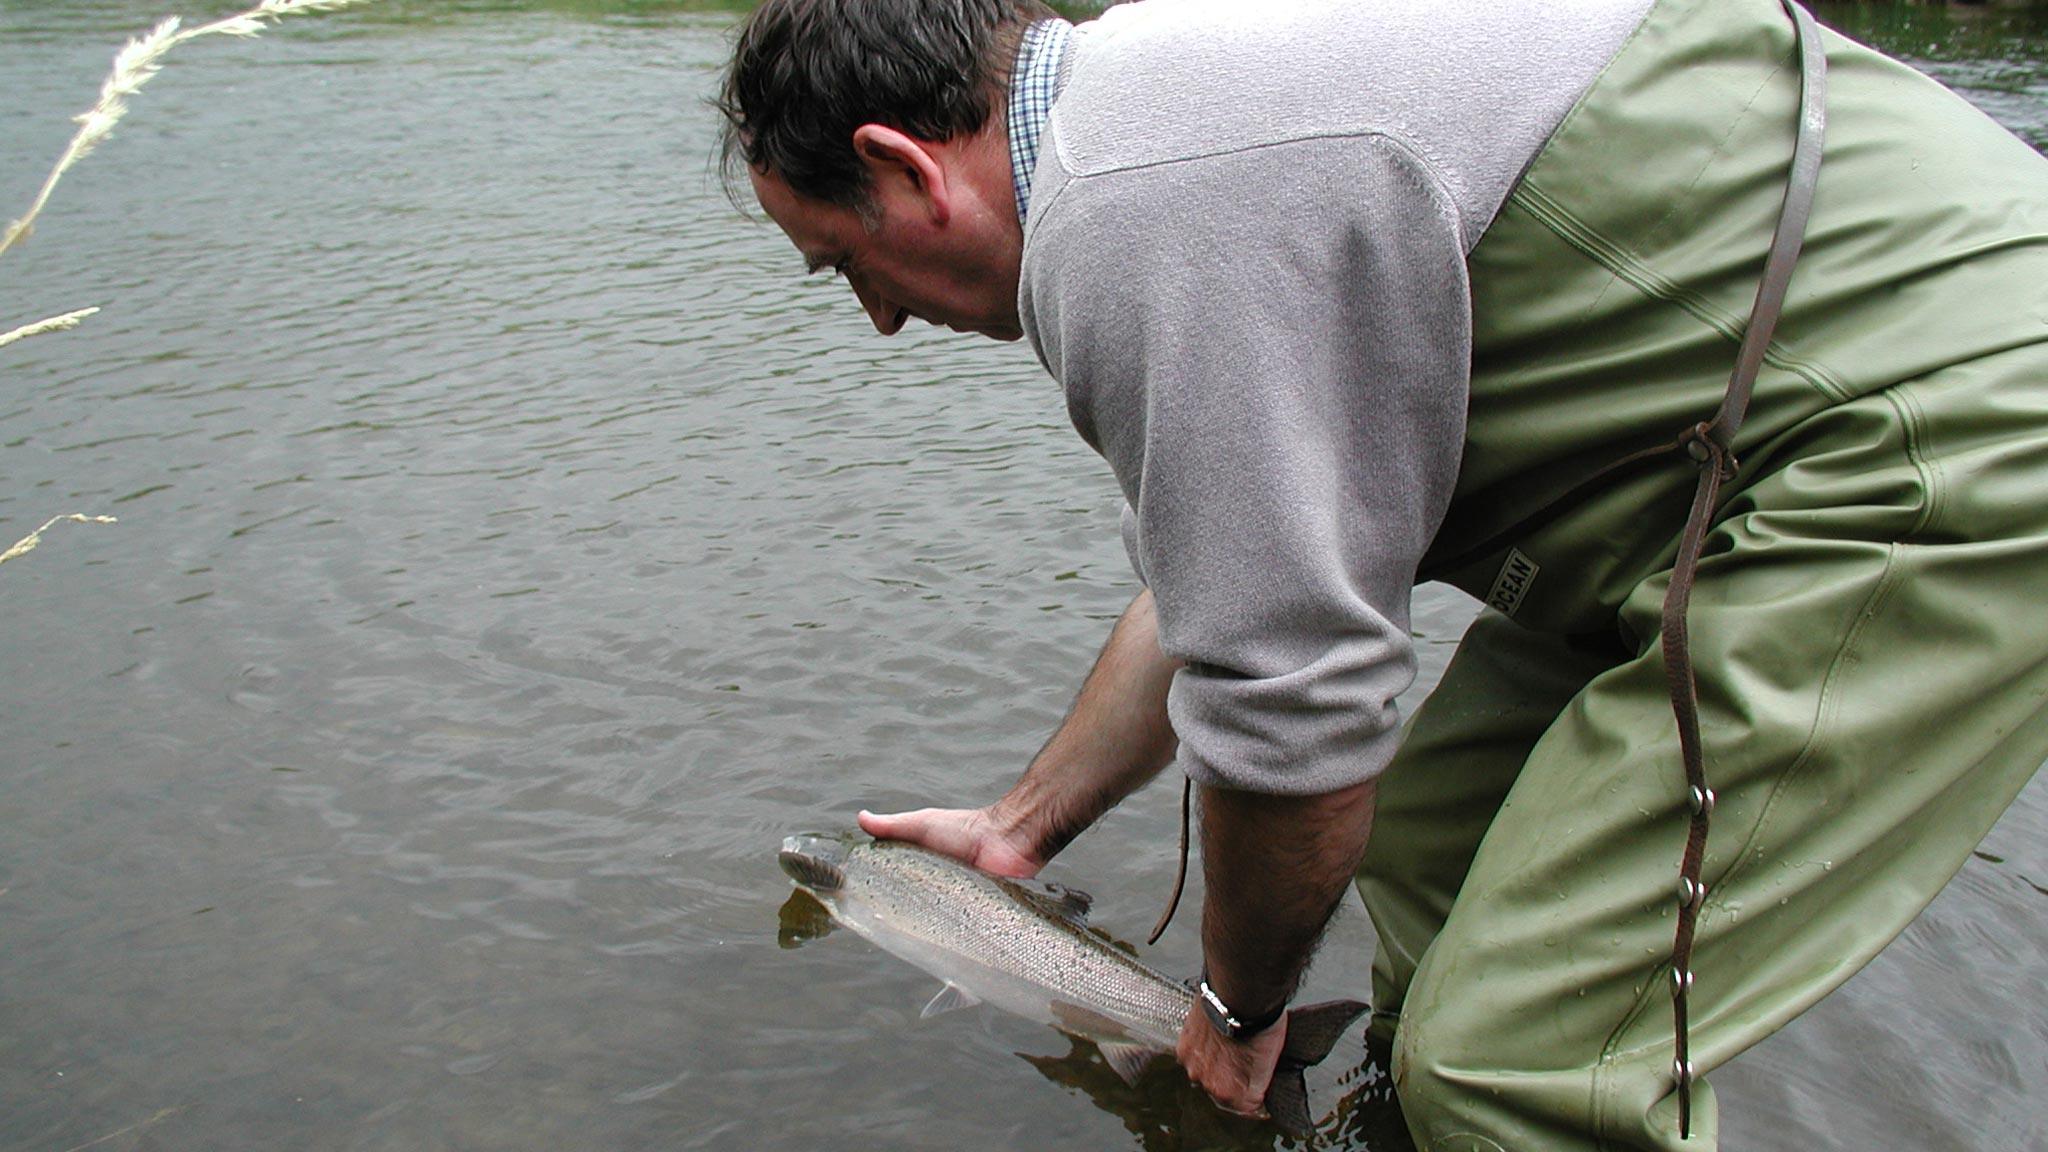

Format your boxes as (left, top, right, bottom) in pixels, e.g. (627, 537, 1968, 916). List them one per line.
(858, 806, 1044, 878)
(1177, 1000, 1288, 1118)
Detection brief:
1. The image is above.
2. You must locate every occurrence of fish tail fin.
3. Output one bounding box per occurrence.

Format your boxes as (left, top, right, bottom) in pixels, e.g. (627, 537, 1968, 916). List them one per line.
(1264, 1066, 1314, 1139)
(1261, 999, 1370, 1138)
(1280, 999, 1369, 1069)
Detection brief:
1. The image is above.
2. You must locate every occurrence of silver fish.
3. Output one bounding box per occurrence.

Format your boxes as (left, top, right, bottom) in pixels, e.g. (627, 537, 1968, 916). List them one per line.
(778, 832, 1367, 1135)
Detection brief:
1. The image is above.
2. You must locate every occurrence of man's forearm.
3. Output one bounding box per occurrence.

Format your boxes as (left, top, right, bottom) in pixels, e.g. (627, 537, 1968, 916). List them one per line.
(1197, 779, 1378, 1023)
(991, 588, 1181, 862)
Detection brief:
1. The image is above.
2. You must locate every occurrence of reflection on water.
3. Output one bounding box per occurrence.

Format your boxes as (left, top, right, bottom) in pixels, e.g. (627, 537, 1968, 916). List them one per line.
(1023, 1036, 1281, 1152)
(1020, 1033, 1414, 1152)
(1814, 1, 2048, 149)
(775, 886, 835, 949)
(0, 2, 2041, 1151)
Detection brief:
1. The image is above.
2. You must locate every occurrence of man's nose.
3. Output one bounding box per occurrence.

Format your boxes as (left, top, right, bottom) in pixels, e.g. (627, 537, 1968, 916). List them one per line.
(850, 278, 905, 336)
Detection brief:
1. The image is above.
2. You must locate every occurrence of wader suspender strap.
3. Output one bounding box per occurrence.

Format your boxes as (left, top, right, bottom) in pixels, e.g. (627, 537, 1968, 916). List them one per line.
(1667, 0, 1826, 1137)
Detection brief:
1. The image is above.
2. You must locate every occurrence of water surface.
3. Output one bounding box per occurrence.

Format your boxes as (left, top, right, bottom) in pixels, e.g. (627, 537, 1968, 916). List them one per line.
(0, 3, 2040, 1149)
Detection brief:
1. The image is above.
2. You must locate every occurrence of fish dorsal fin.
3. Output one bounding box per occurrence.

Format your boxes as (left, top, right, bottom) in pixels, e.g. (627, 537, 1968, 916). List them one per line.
(1097, 1042, 1157, 1086)
(1006, 878, 1093, 925)
(920, 981, 982, 1019)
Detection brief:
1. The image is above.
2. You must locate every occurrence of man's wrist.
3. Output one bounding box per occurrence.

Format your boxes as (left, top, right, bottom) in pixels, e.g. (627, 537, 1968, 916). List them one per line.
(991, 784, 1086, 866)
(1196, 969, 1287, 1040)
(984, 795, 1055, 867)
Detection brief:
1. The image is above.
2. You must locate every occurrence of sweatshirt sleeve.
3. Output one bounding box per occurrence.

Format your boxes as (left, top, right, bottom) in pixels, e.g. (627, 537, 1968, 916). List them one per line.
(1021, 135, 1470, 795)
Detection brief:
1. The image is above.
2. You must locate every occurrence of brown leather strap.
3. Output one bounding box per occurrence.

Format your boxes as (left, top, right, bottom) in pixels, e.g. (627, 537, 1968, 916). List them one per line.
(1665, 1, 1827, 1136)
(1147, 775, 1191, 945)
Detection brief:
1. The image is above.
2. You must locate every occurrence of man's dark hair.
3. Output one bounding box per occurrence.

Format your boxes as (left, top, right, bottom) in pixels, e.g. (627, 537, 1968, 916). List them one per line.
(716, 0, 1057, 210)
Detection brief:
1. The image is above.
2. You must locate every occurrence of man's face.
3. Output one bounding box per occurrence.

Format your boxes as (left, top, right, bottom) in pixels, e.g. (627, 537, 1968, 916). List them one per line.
(749, 165, 1023, 342)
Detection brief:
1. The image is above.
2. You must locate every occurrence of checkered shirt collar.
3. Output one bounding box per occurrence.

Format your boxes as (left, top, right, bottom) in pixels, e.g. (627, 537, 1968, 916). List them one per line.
(1006, 18, 1072, 225)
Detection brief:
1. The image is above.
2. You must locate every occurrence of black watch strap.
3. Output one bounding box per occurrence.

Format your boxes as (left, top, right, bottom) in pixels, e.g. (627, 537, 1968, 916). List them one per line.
(1196, 970, 1286, 1040)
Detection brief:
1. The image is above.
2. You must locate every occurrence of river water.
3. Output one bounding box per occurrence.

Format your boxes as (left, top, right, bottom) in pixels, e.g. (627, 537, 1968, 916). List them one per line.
(0, 3, 2040, 1149)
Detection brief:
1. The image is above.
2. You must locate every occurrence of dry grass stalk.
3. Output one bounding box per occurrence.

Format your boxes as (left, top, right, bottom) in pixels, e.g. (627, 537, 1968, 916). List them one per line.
(0, 307, 103, 349)
(56, 1105, 188, 1152)
(0, 0, 373, 262)
(0, 514, 121, 568)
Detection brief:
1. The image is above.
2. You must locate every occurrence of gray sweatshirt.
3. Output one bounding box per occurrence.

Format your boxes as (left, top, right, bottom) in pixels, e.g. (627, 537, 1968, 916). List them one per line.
(1017, 0, 1652, 795)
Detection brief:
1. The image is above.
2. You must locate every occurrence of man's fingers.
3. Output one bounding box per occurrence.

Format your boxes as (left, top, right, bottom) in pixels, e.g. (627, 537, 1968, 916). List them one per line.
(858, 807, 979, 859)
(1195, 1070, 1266, 1117)
(1177, 1005, 1285, 1119)
(858, 807, 952, 846)
(855, 808, 909, 839)
(857, 807, 1043, 877)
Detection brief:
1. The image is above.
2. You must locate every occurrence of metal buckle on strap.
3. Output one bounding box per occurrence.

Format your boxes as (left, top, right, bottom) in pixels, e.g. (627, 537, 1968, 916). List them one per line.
(1678, 422, 1739, 480)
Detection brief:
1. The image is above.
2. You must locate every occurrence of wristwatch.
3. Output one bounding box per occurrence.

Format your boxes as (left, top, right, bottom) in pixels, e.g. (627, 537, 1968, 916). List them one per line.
(1196, 970, 1287, 1040)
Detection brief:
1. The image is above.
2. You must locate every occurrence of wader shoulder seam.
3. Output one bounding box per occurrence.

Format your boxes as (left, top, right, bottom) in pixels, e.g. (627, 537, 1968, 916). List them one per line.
(1510, 180, 1852, 404)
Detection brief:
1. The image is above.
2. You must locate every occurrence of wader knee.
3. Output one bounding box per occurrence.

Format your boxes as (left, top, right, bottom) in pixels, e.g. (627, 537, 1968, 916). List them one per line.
(1390, 1006, 1515, 1152)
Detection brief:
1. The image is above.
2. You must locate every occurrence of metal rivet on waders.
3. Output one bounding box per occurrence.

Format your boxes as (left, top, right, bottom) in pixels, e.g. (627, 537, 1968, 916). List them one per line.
(1670, 967, 1694, 996)
(1689, 785, 1717, 815)
(1678, 877, 1706, 908)
(1673, 1059, 1696, 1088)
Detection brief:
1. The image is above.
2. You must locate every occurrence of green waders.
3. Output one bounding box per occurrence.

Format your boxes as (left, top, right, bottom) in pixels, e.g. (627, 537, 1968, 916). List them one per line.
(1356, 0, 2048, 1148)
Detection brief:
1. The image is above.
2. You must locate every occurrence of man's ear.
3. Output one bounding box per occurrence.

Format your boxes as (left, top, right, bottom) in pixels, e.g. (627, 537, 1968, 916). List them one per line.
(851, 124, 952, 226)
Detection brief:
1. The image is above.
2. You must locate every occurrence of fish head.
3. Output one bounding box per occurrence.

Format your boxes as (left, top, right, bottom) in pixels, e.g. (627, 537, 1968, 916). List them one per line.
(779, 832, 856, 894)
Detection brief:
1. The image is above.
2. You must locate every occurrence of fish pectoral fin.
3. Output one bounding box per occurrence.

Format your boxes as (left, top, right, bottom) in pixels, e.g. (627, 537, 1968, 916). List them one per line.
(1096, 1042, 1157, 1085)
(920, 982, 983, 1019)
